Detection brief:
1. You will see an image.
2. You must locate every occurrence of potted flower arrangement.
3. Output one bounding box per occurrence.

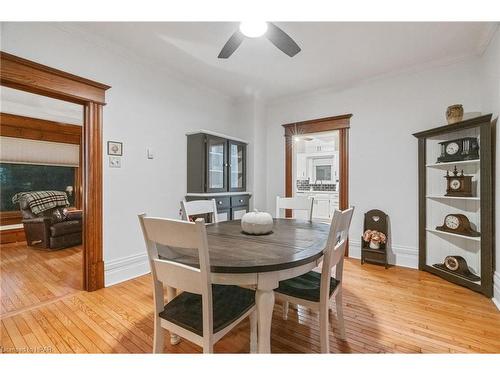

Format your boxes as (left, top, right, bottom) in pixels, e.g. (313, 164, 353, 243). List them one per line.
(363, 229, 387, 250)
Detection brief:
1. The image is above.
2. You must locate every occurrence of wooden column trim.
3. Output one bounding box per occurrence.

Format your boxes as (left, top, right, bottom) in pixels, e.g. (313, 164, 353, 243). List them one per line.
(339, 128, 349, 210)
(1, 51, 110, 292)
(83, 102, 104, 291)
(284, 134, 293, 218)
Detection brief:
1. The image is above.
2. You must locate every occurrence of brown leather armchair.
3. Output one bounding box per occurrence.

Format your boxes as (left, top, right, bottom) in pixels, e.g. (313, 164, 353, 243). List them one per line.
(19, 196, 82, 249)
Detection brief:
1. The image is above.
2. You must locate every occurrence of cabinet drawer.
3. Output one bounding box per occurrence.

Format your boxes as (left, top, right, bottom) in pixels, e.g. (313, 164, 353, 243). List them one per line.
(231, 195, 249, 207)
(186, 195, 230, 209)
(213, 196, 231, 209)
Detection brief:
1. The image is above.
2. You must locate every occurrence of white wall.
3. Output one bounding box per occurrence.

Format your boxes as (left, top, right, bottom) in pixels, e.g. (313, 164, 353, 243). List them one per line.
(0, 22, 249, 285)
(264, 59, 483, 268)
(479, 26, 500, 308)
(231, 97, 267, 210)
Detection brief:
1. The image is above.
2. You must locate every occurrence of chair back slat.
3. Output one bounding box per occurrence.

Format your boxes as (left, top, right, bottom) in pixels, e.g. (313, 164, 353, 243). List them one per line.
(142, 216, 203, 249)
(319, 207, 354, 304)
(276, 196, 314, 221)
(181, 199, 218, 223)
(326, 208, 354, 270)
(153, 258, 203, 294)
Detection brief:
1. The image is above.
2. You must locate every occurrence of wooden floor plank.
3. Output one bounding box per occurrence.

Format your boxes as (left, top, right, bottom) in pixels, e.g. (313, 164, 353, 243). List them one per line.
(0, 242, 82, 316)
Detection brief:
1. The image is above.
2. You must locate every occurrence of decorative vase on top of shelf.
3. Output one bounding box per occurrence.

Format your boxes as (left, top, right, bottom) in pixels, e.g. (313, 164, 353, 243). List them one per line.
(445, 104, 464, 124)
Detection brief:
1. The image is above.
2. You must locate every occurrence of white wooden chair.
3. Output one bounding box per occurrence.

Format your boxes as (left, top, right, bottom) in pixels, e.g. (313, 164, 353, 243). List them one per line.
(275, 196, 314, 221)
(274, 207, 354, 353)
(138, 214, 257, 353)
(181, 199, 218, 223)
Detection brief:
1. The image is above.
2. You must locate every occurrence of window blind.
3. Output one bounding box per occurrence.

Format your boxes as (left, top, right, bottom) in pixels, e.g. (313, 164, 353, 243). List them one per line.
(0, 136, 80, 167)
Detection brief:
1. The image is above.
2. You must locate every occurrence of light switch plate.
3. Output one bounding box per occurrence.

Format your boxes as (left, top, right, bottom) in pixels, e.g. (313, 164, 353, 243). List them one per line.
(109, 156, 121, 168)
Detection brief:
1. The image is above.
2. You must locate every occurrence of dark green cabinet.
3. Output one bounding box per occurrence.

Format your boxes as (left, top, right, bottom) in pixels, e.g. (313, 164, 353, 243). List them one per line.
(187, 133, 247, 193)
(186, 132, 250, 222)
(206, 135, 228, 193)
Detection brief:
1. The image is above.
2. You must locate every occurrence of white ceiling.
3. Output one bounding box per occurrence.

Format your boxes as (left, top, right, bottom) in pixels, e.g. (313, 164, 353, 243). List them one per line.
(68, 22, 496, 100)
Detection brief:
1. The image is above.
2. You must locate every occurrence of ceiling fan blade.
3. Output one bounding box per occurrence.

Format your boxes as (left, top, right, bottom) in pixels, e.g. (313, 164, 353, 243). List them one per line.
(266, 22, 301, 57)
(218, 30, 245, 59)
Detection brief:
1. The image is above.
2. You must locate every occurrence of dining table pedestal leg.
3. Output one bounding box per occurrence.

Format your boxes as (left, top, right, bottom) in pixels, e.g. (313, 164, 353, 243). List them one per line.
(255, 287, 275, 353)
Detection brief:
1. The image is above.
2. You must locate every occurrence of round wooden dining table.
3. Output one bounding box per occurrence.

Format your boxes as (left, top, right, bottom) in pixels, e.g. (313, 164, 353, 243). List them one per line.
(158, 218, 330, 353)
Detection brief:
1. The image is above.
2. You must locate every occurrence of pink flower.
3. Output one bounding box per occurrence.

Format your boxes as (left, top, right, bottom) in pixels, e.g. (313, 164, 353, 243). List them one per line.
(363, 229, 387, 244)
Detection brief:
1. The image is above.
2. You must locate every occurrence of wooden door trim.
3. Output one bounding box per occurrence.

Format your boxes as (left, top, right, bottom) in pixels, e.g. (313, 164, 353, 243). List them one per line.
(0, 112, 82, 144)
(0, 52, 109, 105)
(282, 114, 351, 254)
(283, 114, 352, 137)
(0, 51, 110, 292)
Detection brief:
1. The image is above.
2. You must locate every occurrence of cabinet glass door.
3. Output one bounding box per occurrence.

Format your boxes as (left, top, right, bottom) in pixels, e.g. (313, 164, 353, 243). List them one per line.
(229, 141, 245, 191)
(206, 136, 227, 192)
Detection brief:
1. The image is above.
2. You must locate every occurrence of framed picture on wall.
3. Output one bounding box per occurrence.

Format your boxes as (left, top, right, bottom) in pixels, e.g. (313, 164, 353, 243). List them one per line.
(107, 141, 123, 156)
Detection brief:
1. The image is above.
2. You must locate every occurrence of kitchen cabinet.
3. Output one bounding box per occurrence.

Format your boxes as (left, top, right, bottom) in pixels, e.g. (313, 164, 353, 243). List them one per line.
(296, 191, 339, 220)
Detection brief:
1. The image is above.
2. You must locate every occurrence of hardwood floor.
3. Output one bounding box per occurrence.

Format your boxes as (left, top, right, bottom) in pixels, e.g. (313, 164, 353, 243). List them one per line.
(1, 241, 82, 317)
(1, 243, 499, 353)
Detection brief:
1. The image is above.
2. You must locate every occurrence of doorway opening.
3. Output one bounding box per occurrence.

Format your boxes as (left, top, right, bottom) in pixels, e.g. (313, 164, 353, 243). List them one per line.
(0, 51, 110, 294)
(0, 88, 84, 317)
(283, 114, 351, 252)
(292, 130, 340, 220)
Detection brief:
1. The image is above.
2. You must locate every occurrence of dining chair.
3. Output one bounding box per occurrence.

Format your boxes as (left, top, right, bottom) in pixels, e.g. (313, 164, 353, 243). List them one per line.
(275, 196, 314, 221)
(138, 214, 257, 353)
(274, 207, 354, 353)
(181, 199, 218, 223)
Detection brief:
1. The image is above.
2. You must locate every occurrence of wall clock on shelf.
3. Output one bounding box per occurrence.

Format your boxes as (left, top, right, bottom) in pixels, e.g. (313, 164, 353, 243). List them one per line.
(436, 214, 480, 237)
(433, 255, 480, 282)
(444, 166, 473, 197)
(437, 137, 479, 163)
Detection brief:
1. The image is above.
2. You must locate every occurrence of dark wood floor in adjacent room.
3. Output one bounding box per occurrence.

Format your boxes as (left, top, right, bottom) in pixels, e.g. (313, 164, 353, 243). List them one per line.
(1, 242, 499, 353)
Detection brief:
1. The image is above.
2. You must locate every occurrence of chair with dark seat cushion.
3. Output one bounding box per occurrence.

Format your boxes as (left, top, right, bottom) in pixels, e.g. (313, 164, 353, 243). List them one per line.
(138, 214, 257, 354)
(159, 284, 255, 336)
(274, 207, 354, 353)
(18, 194, 82, 250)
(276, 271, 339, 302)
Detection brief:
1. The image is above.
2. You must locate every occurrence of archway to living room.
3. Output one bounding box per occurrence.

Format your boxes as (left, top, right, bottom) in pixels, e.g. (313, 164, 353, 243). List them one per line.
(0, 52, 110, 319)
(0, 88, 85, 317)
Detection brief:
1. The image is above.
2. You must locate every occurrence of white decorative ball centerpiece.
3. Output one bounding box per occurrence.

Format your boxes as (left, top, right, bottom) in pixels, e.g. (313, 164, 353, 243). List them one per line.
(241, 209, 274, 235)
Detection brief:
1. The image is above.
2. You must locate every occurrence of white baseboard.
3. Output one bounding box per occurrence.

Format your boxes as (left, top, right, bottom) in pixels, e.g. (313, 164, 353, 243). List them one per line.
(349, 240, 418, 269)
(105, 252, 150, 287)
(493, 271, 500, 311)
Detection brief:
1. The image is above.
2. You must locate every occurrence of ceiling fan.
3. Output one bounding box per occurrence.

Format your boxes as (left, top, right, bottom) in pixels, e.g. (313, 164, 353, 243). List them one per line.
(218, 21, 301, 59)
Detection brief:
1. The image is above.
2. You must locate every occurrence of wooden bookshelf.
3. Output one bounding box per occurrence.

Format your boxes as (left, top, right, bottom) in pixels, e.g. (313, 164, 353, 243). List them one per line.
(413, 115, 494, 297)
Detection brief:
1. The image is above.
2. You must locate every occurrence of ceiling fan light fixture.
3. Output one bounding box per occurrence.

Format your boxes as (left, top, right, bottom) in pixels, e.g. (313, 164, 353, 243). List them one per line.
(239, 21, 268, 38)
